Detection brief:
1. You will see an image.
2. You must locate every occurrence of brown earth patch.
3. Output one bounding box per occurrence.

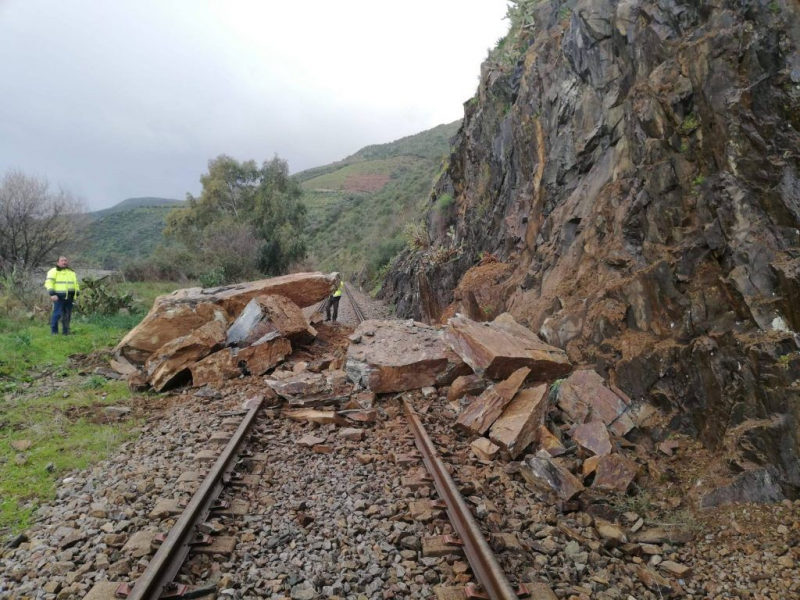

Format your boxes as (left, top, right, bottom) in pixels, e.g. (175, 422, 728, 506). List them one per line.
(342, 173, 391, 193)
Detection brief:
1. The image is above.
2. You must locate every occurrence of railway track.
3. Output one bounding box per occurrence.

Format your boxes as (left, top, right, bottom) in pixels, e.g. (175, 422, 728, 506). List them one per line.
(79, 283, 534, 600)
(344, 283, 525, 600)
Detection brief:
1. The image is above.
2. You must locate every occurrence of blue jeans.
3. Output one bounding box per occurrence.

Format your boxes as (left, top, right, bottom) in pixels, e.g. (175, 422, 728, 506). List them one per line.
(50, 296, 74, 334)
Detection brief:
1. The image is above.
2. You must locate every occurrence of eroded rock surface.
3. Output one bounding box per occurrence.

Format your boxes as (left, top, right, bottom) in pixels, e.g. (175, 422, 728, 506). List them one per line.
(380, 0, 800, 493)
(346, 320, 469, 393)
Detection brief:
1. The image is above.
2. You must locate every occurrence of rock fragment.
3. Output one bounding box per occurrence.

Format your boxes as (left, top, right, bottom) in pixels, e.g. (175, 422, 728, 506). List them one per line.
(470, 437, 500, 462)
(455, 367, 530, 436)
(520, 451, 585, 501)
(556, 370, 635, 436)
(571, 420, 613, 456)
(145, 320, 228, 391)
(592, 453, 639, 492)
(346, 320, 469, 393)
(446, 374, 487, 403)
(489, 383, 549, 458)
(444, 314, 571, 380)
(227, 294, 316, 346)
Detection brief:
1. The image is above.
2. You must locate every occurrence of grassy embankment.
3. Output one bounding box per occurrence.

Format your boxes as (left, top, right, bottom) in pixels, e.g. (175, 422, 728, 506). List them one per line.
(0, 281, 180, 534)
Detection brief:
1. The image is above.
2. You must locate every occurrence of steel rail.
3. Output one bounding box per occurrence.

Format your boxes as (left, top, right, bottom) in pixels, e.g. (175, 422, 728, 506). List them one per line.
(402, 399, 519, 600)
(343, 282, 366, 324)
(126, 397, 264, 600)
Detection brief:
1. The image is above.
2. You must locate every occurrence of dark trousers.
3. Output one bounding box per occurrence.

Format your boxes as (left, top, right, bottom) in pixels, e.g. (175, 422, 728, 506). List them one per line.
(51, 297, 74, 334)
(326, 296, 341, 321)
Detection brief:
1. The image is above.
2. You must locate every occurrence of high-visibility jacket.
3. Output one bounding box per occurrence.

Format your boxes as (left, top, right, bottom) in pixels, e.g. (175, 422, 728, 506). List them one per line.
(45, 267, 80, 299)
(333, 281, 344, 297)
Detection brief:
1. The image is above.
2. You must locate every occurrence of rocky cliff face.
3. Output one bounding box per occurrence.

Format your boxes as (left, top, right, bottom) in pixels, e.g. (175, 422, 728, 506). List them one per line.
(382, 0, 800, 495)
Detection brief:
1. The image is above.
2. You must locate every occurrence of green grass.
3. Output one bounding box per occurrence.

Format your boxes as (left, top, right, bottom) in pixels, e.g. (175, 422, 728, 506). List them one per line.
(0, 280, 182, 534)
(300, 156, 423, 191)
(1, 379, 141, 533)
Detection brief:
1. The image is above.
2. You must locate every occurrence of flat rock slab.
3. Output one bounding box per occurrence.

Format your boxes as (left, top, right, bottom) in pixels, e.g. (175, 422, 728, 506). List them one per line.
(346, 320, 470, 394)
(444, 314, 571, 380)
(268, 370, 352, 403)
(194, 449, 219, 463)
(149, 498, 185, 519)
(122, 530, 158, 558)
(539, 425, 566, 456)
(409, 500, 444, 522)
(521, 451, 585, 501)
(455, 368, 530, 436)
(297, 434, 326, 447)
(470, 437, 500, 462)
(227, 294, 316, 346)
(212, 499, 250, 516)
(85, 582, 125, 600)
(285, 409, 347, 426)
(593, 453, 639, 492)
(191, 536, 237, 556)
(557, 370, 635, 436)
(489, 383, 549, 459)
(571, 420, 613, 456)
(115, 271, 336, 363)
(422, 536, 465, 557)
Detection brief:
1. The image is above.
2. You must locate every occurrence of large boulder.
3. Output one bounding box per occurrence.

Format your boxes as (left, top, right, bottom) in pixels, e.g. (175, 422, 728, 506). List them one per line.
(115, 272, 337, 364)
(455, 367, 529, 436)
(145, 320, 227, 391)
(444, 314, 571, 381)
(346, 320, 470, 394)
(489, 383, 549, 459)
(227, 294, 316, 347)
(238, 338, 292, 376)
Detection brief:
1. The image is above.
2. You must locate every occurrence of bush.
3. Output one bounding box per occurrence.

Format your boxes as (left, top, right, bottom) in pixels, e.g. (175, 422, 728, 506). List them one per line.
(76, 276, 135, 316)
(434, 193, 455, 213)
(403, 221, 430, 251)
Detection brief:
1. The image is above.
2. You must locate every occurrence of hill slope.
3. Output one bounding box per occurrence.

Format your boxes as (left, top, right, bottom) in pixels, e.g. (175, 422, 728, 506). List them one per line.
(298, 121, 460, 285)
(73, 198, 183, 268)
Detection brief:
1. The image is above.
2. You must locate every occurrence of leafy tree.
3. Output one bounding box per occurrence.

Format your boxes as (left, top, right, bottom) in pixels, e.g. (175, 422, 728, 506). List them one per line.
(0, 169, 84, 274)
(165, 155, 307, 279)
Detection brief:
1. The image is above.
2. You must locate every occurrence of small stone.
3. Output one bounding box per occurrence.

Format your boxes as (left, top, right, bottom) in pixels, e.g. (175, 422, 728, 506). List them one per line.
(10, 439, 32, 451)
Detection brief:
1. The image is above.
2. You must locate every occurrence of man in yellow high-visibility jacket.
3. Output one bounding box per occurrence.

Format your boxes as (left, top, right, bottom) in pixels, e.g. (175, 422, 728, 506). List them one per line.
(326, 280, 344, 322)
(44, 256, 80, 335)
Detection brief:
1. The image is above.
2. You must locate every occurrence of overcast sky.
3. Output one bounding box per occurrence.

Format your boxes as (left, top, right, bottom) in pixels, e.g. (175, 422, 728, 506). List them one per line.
(0, 1, 510, 210)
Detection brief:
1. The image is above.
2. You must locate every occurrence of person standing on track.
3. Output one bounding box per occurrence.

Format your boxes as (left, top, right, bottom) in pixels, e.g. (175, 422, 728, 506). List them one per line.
(326, 280, 345, 322)
(44, 255, 80, 335)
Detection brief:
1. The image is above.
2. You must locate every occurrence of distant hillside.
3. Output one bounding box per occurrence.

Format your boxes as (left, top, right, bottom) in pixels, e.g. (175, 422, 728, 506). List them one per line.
(71, 198, 183, 269)
(298, 121, 460, 286)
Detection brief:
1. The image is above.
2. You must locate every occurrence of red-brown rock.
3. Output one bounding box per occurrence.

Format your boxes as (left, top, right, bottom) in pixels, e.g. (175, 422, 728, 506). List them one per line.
(446, 374, 487, 403)
(444, 314, 572, 380)
(145, 320, 228, 391)
(571, 421, 613, 456)
(227, 294, 316, 347)
(115, 272, 337, 364)
(557, 370, 635, 436)
(190, 349, 241, 388)
(521, 450, 585, 501)
(489, 383, 549, 459)
(593, 454, 640, 492)
(346, 320, 470, 394)
(455, 368, 530, 436)
(238, 338, 292, 376)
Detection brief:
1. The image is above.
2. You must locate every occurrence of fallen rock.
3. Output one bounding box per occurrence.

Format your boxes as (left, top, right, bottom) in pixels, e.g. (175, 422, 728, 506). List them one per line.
(538, 425, 566, 456)
(447, 374, 487, 403)
(659, 561, 692, 577)
(238, 337, 292, 376)
(285, 409, 347, 426)
(297, 434, 326, 447)
(699, 467, 785, 508)
(145, 320, 228, 391)
(227, 294, 316, 347)
(444, 314, 571, 380)
(592, 454, 639, 493)
(115, 271, 336, 364)
(338, 428, 365, 441)
(489, 383, 549, 458)
(339, 409, 378, 423)
(556, 370, 635, 436)
(470, 437, 500, 462)
(520, 450, 585, 501)
(267, 370, 352, 406)
(190, 348, 241, 387)
(595, 520, 627, 545)
(455, 368, 530, 436)
(346, 320, 469, 393)
(571, 421, 613, 456)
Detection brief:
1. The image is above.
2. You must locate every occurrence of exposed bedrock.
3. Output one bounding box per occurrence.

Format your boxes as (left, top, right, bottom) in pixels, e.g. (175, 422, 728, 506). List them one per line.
(381, 0, 800, 493)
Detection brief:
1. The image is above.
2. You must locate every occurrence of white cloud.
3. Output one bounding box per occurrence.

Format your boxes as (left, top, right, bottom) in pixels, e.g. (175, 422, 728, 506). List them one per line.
(0, 0, 509, 208)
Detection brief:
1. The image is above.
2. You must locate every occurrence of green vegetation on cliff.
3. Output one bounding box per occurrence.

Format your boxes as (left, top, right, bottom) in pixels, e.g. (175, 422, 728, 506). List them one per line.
(300, 121, 459, 284)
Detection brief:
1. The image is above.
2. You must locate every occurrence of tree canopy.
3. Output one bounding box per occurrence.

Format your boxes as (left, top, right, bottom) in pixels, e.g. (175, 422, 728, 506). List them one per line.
(165, 155, 307, 280)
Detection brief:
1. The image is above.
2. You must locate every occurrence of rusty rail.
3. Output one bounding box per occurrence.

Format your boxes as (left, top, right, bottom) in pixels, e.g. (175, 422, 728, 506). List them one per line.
(402, 398, 519, 600)
(343, 282, 366, 324)
(125, 397, 263, 600)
